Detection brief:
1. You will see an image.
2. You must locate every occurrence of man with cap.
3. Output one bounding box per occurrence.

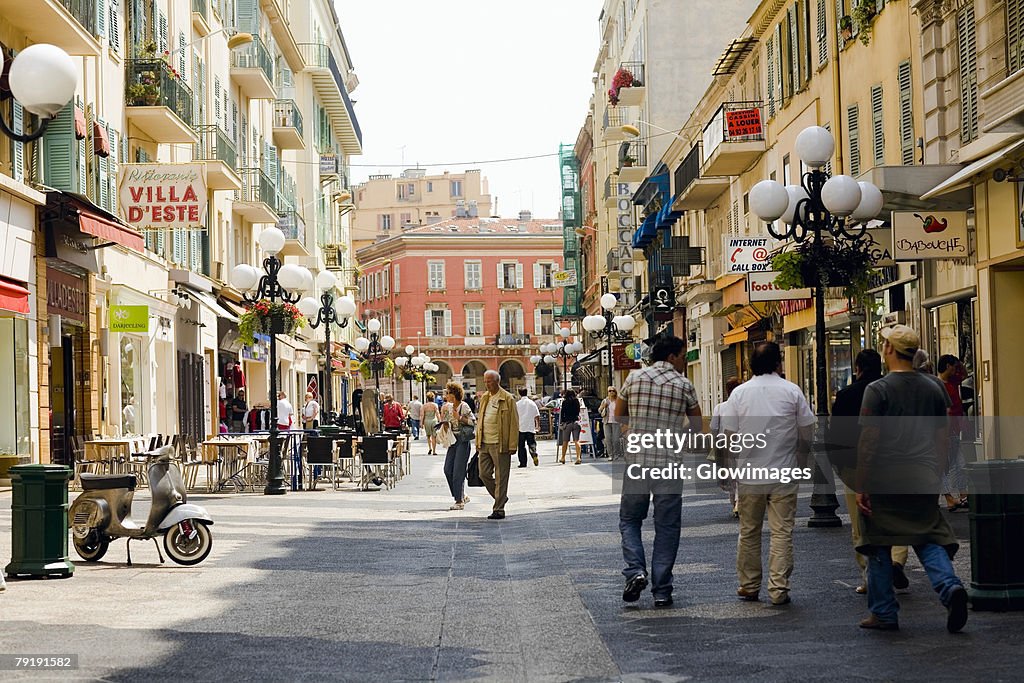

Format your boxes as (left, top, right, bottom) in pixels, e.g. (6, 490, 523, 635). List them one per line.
(855, 325, 967, 633)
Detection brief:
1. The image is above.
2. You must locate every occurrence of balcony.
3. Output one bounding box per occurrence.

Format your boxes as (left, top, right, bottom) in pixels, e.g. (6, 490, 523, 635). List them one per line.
(604, 175, 621, 208)
(261, 0, 304, 72)
(191, 0, 210, 36)
(231, 37, 276, 99)
(980, 68, 1024, 133)
(495, 334, 531, 346)
(613, 62, 646, 107)
(672, 145, 729, 211)
(299, 43, 363, 155)
(617, 141, 647, 183)
(276, 210, 309, 257)
(272, 100, 305, 150)
(0, 0, 100, 56)
(602, 109, 628, 141)
(234, 168, 279, 223)
(193, 125, 241, 191)
(125, 60, 196, 143)
(701, 102, 766, 176)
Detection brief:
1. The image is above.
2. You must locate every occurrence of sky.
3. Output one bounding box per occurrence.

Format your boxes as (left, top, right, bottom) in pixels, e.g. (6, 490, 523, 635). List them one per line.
(335, 0, 601, 220)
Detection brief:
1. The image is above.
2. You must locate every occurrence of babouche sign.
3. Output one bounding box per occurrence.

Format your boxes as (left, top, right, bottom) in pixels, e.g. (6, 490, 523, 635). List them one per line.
(118, 163, 208, 231)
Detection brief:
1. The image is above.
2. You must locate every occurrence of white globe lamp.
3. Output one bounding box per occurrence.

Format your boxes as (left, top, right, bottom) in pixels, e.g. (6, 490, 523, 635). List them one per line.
(613, 315, 637, 332)
(315, 270, 337, 291)
(781, 185, 809, 225)
(794, 126, 835, 169)
(230, 264, 259, 291)
(297, 297, 320, 318)
(257, 227, 286, 255)
(277, 263, 305, 290)
(821, 175, 863, 217)
(335, 296, 356, 317)
(381, 335, 396, 350)
(354, 337, 370, 352)
(600, 293, 618, 310)
(749, 180, 790, 222)
(367, 318, 382, 334)
(851, 181, 885, 221)
(9, 45, 78, 118)
(405, 345, 415, 355)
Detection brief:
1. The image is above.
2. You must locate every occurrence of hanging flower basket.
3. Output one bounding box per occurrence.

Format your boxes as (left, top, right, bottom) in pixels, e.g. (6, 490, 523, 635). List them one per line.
(359, 358, 395, 380)
(771, 238, 875, 301)
(238, 299, 305, 346)
(607, 67, 640, 106)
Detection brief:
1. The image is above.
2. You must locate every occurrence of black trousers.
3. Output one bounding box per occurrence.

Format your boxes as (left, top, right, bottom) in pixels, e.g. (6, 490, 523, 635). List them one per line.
(518, 431, 538, 466)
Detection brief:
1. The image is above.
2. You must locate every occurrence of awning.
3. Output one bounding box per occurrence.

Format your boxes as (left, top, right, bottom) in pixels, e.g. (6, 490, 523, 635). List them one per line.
(217, 297, 248, 318)
(0, 278, 30, 314)
(78, 209, 145, 251)
(723, 327, 748, 345)
(193, 291, 239, 322)
(920, 139, 1024, 199)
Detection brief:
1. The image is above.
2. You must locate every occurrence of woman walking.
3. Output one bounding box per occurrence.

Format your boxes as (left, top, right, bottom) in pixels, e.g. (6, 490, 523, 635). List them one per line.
(558, 389, 583, 465)
(599, 387, 623, 461)
(441, 382, 476, 510)
(422, 391, 440, 455)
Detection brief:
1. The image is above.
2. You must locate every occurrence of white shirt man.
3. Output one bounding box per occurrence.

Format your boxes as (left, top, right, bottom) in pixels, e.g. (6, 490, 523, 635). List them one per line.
(276, 392, 294, 430)
(515, 389, 541, 468)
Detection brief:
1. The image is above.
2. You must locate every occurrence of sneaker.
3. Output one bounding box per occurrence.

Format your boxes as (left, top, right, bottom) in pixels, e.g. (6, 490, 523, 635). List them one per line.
(487, 511, 505, 520)
(859, 614, 899, 631)
(622, 573, 648, 602)
(947, 586, 968, 633)
(449, 502, 464, 510)
(893, 563, 910, 590)
(653, 597, 674, 608)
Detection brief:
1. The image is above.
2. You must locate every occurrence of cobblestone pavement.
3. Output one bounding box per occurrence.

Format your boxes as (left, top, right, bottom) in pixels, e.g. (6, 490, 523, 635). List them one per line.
(0, 437, 1021, 682)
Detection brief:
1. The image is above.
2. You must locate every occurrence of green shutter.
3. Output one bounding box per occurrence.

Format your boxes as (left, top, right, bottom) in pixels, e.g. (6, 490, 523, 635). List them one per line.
(823, 123, 833, 175)
(817, 0, 828, 66)
(898, 61, 914, 165)
(96, 0, 106, 38)
(11, 101, 24, 183)
(158, 11, 168, 52)
(107, 127, 119, 213)
(42, 103, 80, 192)
(767, 35, 776, 117)
(97, 118, 109, 210)
(871, 85, 884, 167)
(847, 105, 861, 177)
(1010, 0, 1024, 75)
(236, 0, 258, 34)
(958, 5, 979, 144)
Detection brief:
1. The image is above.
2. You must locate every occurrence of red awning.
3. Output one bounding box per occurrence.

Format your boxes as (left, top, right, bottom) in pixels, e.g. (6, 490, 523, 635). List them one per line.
(79, 210, 145, 251)
(0, 279, 30, 314)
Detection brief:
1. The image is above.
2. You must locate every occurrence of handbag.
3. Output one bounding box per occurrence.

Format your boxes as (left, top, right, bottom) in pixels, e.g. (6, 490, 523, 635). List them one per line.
(436, 423, 456, 449)
(457, 423, 476, 443)
(466, 453, 484, 487)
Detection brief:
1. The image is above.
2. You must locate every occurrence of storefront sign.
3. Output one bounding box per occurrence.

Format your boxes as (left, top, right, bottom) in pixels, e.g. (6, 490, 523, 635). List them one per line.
(553, 268, 577, 287)
(46, 268, 88, 322)
(118, 163, 208, 231)
(650, 284, 675, 312)
(616, 184, 637, 307)
(320, 154, 338, 175)
(725, 108, 763, 138)
(724, 236, 775, 273)
(747, 272, 812, 301)
(612, 344, 641, 370)
(109, 305, 149, 333)
(864, 228, 895, 267)
(892, 211, 969, 260)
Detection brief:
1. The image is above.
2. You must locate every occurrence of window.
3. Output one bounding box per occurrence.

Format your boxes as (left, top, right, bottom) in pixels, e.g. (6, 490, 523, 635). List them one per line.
(0, 318, 30, 456)
(408, 183, 415, 196)
(817, 0, 828, 66)
(382, 267, 390, 297)
(464, 260, 482, 289)
(450, 180, 463, 197)
(534, 308, 554, 336)
(782, 154, 791, 186)
(428, 261, 445, 290)
(898, 61, 914, 165)
(394, 264, 400, 292)
(871, 84, 885, 167)
(466, 308, 483, 336)
(498, 261, 523, 289)
(427, 309, 450, 337)
(958, 5, 979, 144)
(1010, 0, 1024, 75)
(401, 213, 412, 226)
(380, 214, 392, 230)
(499, 308, 523, 335)
(426, 181, 433, 192)
(397, 184, 407, 200)
(534, 262, 555, 289)
(847, 104, 861, 177)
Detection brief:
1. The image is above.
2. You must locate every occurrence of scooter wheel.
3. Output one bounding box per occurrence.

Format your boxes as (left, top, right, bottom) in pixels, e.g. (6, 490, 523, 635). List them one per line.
(163, 521, 213, 566)
(73, 533, 109, 562)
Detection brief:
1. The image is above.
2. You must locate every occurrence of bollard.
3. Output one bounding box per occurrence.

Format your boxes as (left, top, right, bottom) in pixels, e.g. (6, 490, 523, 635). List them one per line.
(966, 459, 1024, 611)
(4, 464, 74, 579)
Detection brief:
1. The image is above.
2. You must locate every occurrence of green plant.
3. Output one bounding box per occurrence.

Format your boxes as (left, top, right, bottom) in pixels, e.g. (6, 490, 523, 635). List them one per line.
(238, 299, 306, 346)
(851, 1, 877, 45)
(770, 237, 876, 302)
(622, 156, 637, 167)
(359, 357, 395, 379)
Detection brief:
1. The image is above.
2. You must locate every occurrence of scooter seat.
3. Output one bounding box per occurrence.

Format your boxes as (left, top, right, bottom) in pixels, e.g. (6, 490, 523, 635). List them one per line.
(80, 473, 138, 491)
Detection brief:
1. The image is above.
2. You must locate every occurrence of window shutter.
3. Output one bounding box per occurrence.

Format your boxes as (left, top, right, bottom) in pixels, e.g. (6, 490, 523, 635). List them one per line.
(898, 61, 914, 165)
(789, 5, 800, 92)
(107, 128, 120, 213)
(240, 114, 247, 165)
(817, 0, 828, 66)
(443, 309, 452, 337)
(515, 308, 524, 335)
(500, 309, 507, 334)
(464, 261, 472, 288)
(11, 101, 24, 183)
(231, 101, 238, 146)
(515, 262, 524, 289)
(958, 5, 979, 144)
(534, 309, 542, 335)
(496, 262, 504, 288)
(383, 268, 390, 296)
(424, 310, 433, 337)
(395, 264, 400, 292)
(156, 228, 165, 256)
(178, 33, 187, 84)
(766, 35, 776, 117)
(158, 11, 168, 52)
(1010, 0, 1024, 75)
(214, 77, 222, 128)
(236, 0, 258, 35)
(439, 262, 445, 289)
(871, 85, 884, 167)
(80, 105, 89, 197)
(109, 0, 120, 54)
(823, 123, 833, 175)
(533, 263, 542, 289)
(847, 105, 861, 177)
(96, 118, 109, 210)
(96, 0, 107, 38)
(775, 23, 784, 104)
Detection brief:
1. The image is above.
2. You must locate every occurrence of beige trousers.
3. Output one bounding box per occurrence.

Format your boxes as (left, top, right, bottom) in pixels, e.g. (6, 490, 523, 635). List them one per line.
(478, 444, 511, 513)
(737, 484, 799, 601)
(845, 489, 908, 582)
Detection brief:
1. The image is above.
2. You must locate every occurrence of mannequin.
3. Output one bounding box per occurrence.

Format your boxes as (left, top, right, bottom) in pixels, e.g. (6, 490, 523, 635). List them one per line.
(361, 386, 380, 434)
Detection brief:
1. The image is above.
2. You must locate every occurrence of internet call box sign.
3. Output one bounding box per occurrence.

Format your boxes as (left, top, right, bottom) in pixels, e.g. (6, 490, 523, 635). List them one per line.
(891, 211, 969, 260)
(724, 236, 775, 273)
(118, 163, 208, 232)
(747, 271, 812, 302)
(725, 108, 763, 138)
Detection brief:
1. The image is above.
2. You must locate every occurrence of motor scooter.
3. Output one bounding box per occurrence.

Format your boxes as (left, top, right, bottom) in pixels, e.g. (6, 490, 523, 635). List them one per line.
(69, 445, 214, 566)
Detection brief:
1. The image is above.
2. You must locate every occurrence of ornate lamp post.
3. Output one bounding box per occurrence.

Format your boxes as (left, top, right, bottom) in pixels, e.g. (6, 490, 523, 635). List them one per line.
(393, 345, 417, 402)
(536, 328, 583, 392)
(354, 318, 395, 396)
(410, 353, 437, 398)
(749, 125, 884, 528)
(0, 44, 78, 142)
(230, 227, 313, 495)
(582, 293, 637, 388)
(297, 271, 356, 426)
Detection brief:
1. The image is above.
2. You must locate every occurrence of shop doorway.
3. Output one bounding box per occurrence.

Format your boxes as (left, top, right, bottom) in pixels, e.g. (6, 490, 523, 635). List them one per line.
(50, 328, 86, 466)
(178, 351, 205, 449)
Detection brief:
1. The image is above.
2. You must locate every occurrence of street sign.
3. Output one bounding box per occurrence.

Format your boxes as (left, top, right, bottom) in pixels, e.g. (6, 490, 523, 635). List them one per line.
(724, 235, 775, 273)
(747, 272, 812, 302)
(892, 211, 969, 260)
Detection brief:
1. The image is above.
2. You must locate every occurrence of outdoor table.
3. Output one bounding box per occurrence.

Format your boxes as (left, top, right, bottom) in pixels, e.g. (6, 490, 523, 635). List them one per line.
(84, 438, 140, 474)
(202, 437, 258, 491)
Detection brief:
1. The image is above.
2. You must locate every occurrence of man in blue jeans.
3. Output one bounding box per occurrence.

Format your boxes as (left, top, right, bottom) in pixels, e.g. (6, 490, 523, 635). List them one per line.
(617, 336, 701, 608)
(856, 325, 968, 633)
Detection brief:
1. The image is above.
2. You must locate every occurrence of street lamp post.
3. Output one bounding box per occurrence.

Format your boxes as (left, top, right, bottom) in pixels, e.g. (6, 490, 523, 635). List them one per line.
(749, 125, 884, 528)
(297, 272, 356, 425)
(354, 319, 395, 397)
(583, 294, 637, 389)
(394, 345, 417, 402)
(0, 44, 78, 143)
(537, 328, 583, 391)
(410, 353, 437, 399)
(230, 227, 313, 495)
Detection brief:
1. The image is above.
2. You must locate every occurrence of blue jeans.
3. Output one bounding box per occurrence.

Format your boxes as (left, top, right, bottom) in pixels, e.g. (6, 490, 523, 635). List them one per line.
(443, 438, 471, 503)
(619, 493, 682, 598)
(411, 419, 421, 439)
(867, 544, 964, 623)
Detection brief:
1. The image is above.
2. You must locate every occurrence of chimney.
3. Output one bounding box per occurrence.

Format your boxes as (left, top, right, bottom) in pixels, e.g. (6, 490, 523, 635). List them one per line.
(468, 200, 478, 217)
(455, 199, 467, 218)
(519, 210, 532, 221)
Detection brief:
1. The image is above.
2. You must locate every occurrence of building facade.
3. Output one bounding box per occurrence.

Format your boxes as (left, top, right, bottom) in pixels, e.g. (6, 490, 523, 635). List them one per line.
(354, 216, 566, 399)
(350, 168, 493, 249)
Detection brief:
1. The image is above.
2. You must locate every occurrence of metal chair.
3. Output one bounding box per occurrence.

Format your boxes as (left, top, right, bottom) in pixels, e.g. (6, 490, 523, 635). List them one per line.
(358, 436, 393, 490)
(305, 436, 338, 491)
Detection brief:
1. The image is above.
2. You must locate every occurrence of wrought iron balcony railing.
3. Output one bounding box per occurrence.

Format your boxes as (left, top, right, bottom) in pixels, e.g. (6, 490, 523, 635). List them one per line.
(273, 99, 304, 138)
(232, 36, 274, 85)
(702, 101, 765, 158)
(239, 168, 276, 207)
(126, 59, 194, 126)
(193, 124, 237, 169)
(495, 334, 531, 346)
(277, 210, 306, 243)
(60, 0, 96, 34)
(673, 145, 702, 196)
(191, 0, 207, 21)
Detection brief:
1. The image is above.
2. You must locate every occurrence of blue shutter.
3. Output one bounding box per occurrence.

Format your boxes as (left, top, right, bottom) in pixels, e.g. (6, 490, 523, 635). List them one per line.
(43, 103, 79, 191)
(158, 11, 168, 52)
(236, 0, 258, 34)
(109, 0, 121, 54)
(96, 0, 107, 38)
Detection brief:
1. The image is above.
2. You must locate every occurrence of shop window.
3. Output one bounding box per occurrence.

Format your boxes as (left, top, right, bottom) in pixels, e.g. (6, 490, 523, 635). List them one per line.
(0, 318, 30, 456)
(120, 336, 143, 435)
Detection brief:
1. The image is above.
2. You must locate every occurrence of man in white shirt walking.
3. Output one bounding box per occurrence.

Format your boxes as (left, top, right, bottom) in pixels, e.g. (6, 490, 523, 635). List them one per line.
(276, 391, 294, 431)
(408, 396, 424, 439)
(515, 387, 541, 467)
(723, 342, 814, 606)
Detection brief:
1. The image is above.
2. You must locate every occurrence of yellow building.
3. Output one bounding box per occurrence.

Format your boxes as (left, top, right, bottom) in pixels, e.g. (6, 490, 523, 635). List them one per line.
(350, 168, 493, 249)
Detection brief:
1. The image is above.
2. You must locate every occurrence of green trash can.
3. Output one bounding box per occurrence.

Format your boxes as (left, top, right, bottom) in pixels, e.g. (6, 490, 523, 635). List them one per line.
(4, 464, 74, 579)
(966, 459, 1024, 611)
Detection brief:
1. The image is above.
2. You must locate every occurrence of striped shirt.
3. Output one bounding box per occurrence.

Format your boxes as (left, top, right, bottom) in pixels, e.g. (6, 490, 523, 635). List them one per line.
(619, 361, 700, 464)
